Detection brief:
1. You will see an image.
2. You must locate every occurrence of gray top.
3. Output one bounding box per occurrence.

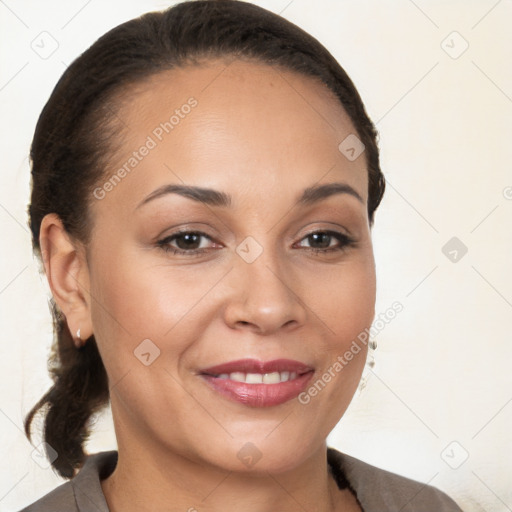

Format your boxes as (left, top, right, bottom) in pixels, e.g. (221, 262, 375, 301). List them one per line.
(19, 448, 463, 511)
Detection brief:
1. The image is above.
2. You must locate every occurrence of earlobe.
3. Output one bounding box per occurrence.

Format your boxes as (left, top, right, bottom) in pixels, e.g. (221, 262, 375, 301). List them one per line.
(39, 213, 93, 347)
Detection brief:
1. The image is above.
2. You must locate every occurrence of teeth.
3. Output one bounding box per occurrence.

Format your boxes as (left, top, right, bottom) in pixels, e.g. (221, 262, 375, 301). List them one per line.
(230, 372, 245, 382)
(215, 371, 300, 383)
(263, 372, 280, 384)
(246, 373, 263, 384)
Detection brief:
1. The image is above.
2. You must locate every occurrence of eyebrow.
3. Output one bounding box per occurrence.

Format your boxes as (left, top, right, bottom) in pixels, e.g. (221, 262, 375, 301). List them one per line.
(135, 181, 363, 210)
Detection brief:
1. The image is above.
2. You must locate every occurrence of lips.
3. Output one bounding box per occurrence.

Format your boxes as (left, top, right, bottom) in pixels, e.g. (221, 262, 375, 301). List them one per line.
(199, 358, 315, 407)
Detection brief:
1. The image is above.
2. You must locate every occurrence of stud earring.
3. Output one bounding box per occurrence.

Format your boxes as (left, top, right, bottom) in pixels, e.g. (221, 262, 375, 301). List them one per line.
(75, 328, 83, 348)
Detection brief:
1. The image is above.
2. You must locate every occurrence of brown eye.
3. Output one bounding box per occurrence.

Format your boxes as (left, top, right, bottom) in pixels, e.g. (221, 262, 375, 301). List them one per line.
(305, 232, 332, 249)
(173, 233, 203, 250)
(297, 230, 355, 253)
(157, 230, 216, 255)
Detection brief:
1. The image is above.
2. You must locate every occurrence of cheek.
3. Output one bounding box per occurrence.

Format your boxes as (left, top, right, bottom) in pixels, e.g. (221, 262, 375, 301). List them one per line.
(87, 247, 226, 365)
(293, 257, 375, 427)
(303, 252, 375, 407)
(86, 247, 171, 363)
(337, 269, 376, 342)
(311, 253, 376, 350)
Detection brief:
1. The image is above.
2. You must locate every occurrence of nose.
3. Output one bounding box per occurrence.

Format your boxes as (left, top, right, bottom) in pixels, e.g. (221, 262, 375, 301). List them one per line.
(222, 247, 307, 335)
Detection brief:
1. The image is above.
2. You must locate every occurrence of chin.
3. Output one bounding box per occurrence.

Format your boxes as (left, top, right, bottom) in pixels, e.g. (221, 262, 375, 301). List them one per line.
(193, 433, 322, 475)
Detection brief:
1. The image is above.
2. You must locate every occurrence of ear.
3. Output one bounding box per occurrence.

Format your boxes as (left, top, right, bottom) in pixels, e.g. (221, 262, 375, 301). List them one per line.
(39, 213, 93, 348)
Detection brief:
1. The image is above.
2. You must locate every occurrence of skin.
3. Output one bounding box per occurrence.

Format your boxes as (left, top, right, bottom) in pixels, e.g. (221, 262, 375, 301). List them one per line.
(40, 58, 376, 512)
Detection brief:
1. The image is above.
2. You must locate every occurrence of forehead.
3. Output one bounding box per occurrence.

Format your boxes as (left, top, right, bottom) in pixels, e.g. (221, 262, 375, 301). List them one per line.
(97, 58, 368, 213)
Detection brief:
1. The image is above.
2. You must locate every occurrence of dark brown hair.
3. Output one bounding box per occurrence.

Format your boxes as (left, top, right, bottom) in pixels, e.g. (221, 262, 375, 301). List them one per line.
(25, 0, 385, 479)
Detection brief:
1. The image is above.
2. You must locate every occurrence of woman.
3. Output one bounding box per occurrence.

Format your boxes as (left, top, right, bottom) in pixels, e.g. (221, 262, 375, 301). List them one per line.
(20, 1, 463, 510)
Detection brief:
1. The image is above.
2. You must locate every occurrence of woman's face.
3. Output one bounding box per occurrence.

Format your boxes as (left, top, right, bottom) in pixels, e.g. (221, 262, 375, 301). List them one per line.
(85, 58, 376, 472)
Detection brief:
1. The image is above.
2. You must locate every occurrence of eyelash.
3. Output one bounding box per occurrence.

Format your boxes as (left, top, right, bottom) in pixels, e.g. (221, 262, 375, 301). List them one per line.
(156, 229, 356, 257)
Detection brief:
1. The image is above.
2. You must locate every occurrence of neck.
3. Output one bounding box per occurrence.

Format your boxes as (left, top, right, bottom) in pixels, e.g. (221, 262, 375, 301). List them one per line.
(101, 433, 358, 512)
(101, 399, 360, 512)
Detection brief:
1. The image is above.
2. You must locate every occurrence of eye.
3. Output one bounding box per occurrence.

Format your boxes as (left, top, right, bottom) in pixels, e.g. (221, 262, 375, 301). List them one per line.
(157, 230, 218, 256)
(156, 229, 356, 257)
(296, 230, 356, 254)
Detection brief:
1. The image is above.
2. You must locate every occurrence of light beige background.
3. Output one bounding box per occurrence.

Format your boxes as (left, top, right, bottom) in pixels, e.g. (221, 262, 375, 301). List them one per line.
(1, 1, 511, 511)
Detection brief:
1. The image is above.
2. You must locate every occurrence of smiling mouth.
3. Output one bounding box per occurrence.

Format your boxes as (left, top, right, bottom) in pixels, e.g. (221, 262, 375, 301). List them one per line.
(199, 358, 315, 407)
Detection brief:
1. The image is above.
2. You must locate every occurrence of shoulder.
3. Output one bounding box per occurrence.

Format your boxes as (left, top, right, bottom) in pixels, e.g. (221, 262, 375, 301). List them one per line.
(18, 451, 117, 512)
(18, 480, 76, 512)
(327, 447, 463, 512)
